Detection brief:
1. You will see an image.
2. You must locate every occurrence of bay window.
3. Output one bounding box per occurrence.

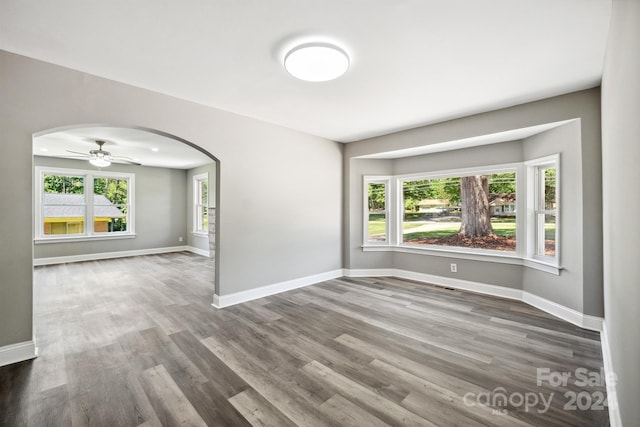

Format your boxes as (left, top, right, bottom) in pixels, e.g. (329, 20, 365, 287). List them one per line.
(363, 155, 560, 271)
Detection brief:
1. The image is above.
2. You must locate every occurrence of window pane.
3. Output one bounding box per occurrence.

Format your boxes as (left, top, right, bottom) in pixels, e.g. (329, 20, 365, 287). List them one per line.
(402, 173, 516, 252)
(202, 206, 208, 230)
(43, 174, 86, 235)
(196, 205, 208, 232)
(368, 183, 385, 211)
(368, 213, 386, 242)
(94, 178, 128, 204)
(538, 213, 556, 256)
(94, 177, 128, 233)
(201, 180, 208, 206)
(541, 167, 556, 210)
(44, 174, 84, 194)
(95, 206, 127, 233)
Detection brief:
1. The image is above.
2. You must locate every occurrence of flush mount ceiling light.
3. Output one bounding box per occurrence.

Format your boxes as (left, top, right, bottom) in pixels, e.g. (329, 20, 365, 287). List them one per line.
(284, 43, 350, 82)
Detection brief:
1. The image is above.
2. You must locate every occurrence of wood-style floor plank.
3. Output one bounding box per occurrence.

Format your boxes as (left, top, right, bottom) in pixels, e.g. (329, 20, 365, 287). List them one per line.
(0, 252, 609, 426)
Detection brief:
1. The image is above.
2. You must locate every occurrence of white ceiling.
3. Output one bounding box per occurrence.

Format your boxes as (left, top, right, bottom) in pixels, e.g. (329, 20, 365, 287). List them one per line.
(33, 127, 213, 169)
(1, 0, 611, 143)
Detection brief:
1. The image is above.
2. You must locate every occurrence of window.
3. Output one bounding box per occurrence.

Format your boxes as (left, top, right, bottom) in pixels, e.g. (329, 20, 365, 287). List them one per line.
(42, 174, 86, 236)
(364, 178, 389, 243)
(36, 167, 134, 240)
(363, 155, 560, 271)
(193, 173, 209, 234)
(400, 171, 518, 253)
(93, 177, 129, 233)
(527, 155, 559, 262)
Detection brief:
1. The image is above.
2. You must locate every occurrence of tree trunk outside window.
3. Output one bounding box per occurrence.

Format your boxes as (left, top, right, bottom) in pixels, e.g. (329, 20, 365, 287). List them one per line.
(459, 175, 494, 237)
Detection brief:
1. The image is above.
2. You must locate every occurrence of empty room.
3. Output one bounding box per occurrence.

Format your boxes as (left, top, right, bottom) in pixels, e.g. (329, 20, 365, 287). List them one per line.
(0, 1, 638, 426)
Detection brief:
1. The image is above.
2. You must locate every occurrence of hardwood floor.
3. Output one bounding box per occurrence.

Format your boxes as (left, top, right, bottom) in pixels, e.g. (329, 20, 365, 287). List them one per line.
(0, 252, 608, 426)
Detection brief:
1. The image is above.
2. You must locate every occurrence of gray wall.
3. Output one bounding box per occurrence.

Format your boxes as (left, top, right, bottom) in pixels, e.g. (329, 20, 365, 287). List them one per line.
(0, 50, 343, 348)
(33, 156, 188, 259)
(345, 89, 602, 316)
(521, 121, 587, 312)
(186, 162, 216, 253)
(601, 0, 640, 424)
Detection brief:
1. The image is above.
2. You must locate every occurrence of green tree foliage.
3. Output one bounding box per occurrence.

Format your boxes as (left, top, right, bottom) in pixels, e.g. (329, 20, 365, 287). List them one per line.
(368, 183, 386, 211)
(43, 175, 84, 194)
(401, 177, 462, 211)
(488, 172, 517, 194)
(94, 177, 128, 205)
(94, 177, 128, 232)
(544, 168, 556, 206)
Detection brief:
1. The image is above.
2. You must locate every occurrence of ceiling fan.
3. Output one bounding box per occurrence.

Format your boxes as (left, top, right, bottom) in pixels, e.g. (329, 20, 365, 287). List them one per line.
(66, 140, 142, 167)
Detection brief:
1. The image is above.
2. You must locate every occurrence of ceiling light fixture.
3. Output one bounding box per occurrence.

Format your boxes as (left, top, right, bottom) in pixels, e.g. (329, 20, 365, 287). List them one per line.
(284, 43, 350, 82)
(89, 152, 111, 167)
(89, 140, 112, 167)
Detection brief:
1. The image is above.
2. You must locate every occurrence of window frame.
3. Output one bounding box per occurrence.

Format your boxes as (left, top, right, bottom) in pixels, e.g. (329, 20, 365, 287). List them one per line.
(395, 163, 522, 256)
(362, 156, 561, 274)
(525, 154, 560, 266)
(193, 173, 209, 236)
(363, 176, 391, 245)
(35, 166, 135, 243)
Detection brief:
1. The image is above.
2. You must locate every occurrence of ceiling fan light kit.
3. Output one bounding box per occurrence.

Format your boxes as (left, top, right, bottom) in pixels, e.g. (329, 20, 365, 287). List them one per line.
(89, 155, 111, 167)
(64, 139, 141, 167)
(88, 140, 112, 167)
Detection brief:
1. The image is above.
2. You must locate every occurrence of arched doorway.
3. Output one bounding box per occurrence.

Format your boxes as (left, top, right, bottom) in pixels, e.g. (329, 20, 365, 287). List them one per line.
(32, 124, 220, 294)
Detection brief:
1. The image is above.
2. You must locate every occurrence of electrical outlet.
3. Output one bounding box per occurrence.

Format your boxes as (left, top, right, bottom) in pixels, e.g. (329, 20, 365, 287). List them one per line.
(450, 263, 457, 273)
(178, 236, 183, 242)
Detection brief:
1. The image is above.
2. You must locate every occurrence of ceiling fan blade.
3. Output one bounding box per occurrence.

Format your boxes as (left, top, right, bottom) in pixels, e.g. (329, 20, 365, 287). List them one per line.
(51, 155, 89, 160)
(66, 150, 90, 157)
(111, 158, 142, 166)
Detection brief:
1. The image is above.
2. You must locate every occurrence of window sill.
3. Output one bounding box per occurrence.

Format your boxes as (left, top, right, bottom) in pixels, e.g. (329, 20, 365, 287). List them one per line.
(362, 244, 562, 275)
(192, 231, 209, 237)
(35, 234, 136, 244)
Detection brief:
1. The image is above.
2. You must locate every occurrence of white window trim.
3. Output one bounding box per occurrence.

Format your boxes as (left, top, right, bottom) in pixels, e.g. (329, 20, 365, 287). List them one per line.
(525, 154, 560, 266)
(363, 176, 391, 245)
(35, 166, 135, 242)
(193, 173, 209, 236)
(362, 158, 561, 275)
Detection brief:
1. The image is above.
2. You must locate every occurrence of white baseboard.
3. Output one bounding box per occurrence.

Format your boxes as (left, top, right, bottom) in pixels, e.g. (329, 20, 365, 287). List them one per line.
(600, 321, 622, 427)
(33, 246, 191, 266)
(397, 269, 523, 301)
(522, 291, 603, 331)
(186, 246, 210, 257)
(346, 268, 522, 300)
(212, 269, 344, 308)
(210, 266, 602, 332)
(0, 339, 37, 368)
(343, 268, 602, 332)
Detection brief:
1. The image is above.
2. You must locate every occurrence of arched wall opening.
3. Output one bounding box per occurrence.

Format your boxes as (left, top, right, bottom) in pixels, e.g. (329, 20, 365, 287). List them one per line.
(32, 124, 221, 296)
